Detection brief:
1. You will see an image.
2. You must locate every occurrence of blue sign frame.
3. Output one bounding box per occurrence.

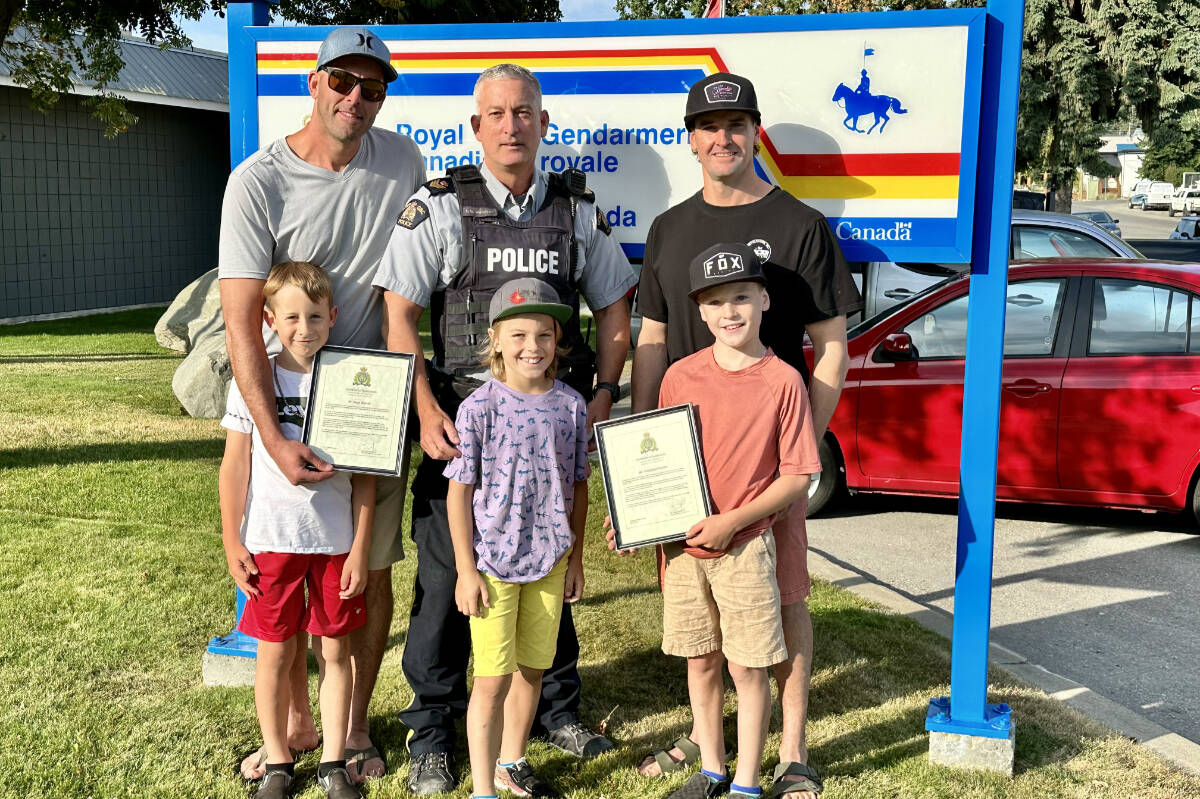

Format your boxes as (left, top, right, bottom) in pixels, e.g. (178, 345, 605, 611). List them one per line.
(217, 0, 1027, 750)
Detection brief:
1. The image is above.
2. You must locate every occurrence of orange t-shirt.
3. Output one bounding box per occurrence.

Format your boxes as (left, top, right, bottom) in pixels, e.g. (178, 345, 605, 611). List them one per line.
(659, 347, 822, 558)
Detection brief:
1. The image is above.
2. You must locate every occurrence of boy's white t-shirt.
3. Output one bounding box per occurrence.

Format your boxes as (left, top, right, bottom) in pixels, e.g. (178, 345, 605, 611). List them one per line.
(221, 359, 354, 555)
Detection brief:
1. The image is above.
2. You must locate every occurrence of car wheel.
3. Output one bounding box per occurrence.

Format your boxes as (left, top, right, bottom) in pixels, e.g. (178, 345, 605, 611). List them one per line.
(1169, 206, 1177, 217)
(1140, 200, 1147, 210)
(807, 436, 846, 517)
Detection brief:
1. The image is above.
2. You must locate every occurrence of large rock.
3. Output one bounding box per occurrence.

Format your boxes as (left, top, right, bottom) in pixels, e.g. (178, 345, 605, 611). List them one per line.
(173, 332, 232, 419)
(155, 268, 223, 354)
(157, 268, 231, 418)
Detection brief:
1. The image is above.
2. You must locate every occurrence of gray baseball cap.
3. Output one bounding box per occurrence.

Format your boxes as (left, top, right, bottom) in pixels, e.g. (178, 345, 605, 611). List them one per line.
(490, 279, 573, 326)
(688, 242, 767, 300)
(317, 27, 398, 83)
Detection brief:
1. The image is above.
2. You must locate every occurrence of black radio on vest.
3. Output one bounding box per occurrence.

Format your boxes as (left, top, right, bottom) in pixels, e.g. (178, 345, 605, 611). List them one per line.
(430, 165, 597, 396)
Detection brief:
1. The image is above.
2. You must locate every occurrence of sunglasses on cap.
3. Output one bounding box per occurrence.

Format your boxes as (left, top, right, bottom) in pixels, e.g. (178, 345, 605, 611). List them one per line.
(322, 67, 387, 102)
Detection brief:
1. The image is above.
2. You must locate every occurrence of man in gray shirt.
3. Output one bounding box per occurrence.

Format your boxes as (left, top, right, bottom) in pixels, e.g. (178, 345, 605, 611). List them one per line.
(218, 26, 425, 786)
(374, 63, 636, 795)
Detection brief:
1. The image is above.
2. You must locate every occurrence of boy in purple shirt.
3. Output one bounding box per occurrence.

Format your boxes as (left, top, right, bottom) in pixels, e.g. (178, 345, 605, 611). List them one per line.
(444, 278, 590, 799)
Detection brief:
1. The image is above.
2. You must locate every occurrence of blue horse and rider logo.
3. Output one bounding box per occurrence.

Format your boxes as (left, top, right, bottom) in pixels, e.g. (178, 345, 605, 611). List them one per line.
(832, 47, 908, 134)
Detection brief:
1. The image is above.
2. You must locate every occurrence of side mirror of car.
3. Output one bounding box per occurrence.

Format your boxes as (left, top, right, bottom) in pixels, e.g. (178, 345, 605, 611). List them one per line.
(876, 332, 917, 362)
(1112, 218, 1119, 223)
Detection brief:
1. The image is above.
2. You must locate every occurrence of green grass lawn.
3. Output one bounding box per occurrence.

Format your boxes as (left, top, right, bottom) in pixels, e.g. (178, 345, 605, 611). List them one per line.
(1, 309, 1198, 798)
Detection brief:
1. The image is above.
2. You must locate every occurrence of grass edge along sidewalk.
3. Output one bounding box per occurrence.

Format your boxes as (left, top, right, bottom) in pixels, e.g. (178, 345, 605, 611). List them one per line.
(0, 308, 1197, 798)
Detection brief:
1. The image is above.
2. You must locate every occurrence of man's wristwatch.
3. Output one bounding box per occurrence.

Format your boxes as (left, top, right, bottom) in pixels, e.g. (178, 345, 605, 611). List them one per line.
(593, 381, 622, 402)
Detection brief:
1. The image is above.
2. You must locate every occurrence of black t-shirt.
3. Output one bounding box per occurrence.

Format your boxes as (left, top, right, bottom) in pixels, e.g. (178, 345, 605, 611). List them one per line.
(638, 188, 863, 382)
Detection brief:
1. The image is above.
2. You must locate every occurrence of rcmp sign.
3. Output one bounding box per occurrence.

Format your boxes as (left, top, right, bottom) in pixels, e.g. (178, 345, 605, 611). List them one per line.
(239, 11, 986, 262)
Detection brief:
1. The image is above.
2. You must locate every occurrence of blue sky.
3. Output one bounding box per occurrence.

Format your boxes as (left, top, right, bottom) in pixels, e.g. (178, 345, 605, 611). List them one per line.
(179, 0, 620, 53)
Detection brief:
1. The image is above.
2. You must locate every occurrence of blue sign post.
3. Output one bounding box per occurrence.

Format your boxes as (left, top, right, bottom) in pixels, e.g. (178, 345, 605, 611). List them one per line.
(924, 0, 1026, 772)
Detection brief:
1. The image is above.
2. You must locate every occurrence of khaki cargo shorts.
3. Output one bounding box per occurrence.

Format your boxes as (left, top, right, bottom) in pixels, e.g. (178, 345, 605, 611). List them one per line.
(661, 530, 787, 668)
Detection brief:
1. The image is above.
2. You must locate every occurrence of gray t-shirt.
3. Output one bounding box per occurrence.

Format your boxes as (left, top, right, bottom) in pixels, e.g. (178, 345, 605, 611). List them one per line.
(372, 164, 636, 313)
(219, 127, 427, 348)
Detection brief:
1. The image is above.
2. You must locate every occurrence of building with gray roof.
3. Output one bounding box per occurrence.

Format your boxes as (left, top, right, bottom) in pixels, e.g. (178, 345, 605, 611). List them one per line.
(1, 33, 229, 321)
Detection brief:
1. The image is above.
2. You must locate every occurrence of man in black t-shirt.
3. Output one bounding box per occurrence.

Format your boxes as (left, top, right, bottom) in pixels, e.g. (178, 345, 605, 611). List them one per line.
(631, 72, 862, 799)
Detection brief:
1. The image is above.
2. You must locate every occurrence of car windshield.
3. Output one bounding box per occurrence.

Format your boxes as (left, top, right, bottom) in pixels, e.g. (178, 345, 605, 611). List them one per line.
(1075, 211, 1112, 223)
(848, 275, 958, 339)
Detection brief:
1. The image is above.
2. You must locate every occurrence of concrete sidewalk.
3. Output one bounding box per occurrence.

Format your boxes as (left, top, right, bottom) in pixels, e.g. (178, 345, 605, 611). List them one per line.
(807, 548, 1200, 777)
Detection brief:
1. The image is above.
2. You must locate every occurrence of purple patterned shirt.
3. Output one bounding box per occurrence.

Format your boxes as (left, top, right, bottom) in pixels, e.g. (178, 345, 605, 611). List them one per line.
(443, 379, 591, 582)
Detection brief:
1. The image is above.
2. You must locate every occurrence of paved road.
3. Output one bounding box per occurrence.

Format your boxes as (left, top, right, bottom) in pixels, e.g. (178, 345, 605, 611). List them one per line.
(808, 495, 1200, 744)
(1073, 197, 1179, 240)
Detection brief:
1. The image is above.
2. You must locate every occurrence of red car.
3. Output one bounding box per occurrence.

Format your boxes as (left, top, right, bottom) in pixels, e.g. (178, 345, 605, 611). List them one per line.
(806, 258, 1200, 524)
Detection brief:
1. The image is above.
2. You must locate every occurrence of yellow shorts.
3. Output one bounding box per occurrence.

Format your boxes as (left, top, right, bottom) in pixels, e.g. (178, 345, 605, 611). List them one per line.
(470, 557, 567, 677)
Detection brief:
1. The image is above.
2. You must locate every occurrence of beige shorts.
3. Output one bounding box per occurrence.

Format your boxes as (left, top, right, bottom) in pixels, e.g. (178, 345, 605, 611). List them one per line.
(774, 498, 811, 605)
(661, 531, 787, 668)
(367, 472, 406, 571)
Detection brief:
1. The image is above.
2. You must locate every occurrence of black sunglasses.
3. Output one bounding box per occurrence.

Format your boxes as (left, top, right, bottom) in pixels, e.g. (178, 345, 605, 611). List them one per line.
(322, 67, 387, 102)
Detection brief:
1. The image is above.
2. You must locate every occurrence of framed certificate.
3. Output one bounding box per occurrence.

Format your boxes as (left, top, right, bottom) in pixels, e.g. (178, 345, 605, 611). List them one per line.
(302, 346, 415, 476)
(594, 404, 713, 550)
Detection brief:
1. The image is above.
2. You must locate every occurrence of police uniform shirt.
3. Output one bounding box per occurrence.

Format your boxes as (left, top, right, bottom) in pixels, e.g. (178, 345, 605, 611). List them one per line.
(373, 164, 636, 315)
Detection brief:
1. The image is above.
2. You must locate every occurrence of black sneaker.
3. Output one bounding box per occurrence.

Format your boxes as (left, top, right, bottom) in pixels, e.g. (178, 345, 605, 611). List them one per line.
(408, 751, 456, 795)
(545, 720, 614, 759)
(666, 772, 732, 799)
(494, 758, 560, 798)
(254, 770, 294, 799)
(317, 767, 361, 799)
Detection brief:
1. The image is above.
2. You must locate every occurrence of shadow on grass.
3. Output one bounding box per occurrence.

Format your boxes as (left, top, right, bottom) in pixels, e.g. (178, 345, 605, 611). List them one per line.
(0, 438, 223, 468)
(0, 353, 180, 364)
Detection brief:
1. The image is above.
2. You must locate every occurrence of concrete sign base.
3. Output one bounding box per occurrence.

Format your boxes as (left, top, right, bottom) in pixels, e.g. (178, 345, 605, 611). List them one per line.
(202, 650, 257, 687)
(929, 727, 1015, 776)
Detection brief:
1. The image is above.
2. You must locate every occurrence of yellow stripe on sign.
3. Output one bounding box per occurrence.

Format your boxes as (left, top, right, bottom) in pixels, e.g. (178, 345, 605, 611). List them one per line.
(258, 59, 317, 70)
(776, 175, 960, 200)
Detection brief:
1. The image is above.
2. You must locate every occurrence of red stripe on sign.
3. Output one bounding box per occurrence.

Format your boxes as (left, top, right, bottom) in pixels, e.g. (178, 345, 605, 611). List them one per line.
(257, 47, 728, 63)
(768, 150, 960, 176)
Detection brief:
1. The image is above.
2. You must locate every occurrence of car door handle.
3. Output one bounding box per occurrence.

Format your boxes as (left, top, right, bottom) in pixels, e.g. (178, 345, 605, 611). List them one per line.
(1003, 380, 1051, 395)
(883, 288, 914, 299)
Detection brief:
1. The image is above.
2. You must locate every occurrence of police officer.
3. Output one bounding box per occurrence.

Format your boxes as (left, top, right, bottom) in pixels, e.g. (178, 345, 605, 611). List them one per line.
(374, 63, 636, 795)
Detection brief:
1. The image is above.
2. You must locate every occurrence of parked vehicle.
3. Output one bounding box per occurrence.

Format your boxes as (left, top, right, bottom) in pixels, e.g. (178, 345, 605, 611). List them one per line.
(1169, 187, 1200, 217)
(1141, 181, 1175, 210)
(1128, 191, 1148, 209)
(855, 209, 1142, 321)
(1169, 217, 1200, 240)
(1072, 209, 1122, 237)
(804, 259, 1200, 523)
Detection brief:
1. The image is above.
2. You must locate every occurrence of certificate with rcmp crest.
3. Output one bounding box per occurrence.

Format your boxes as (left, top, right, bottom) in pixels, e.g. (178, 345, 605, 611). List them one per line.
(594, 404, 712, 550)
(302, 346, 415, 475)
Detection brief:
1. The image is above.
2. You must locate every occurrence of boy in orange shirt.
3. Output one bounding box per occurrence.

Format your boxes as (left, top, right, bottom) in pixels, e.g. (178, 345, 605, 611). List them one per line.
(643, 242, 821, 799)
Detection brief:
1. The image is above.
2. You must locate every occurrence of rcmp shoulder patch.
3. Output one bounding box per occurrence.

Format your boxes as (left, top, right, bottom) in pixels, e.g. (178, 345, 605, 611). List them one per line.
(595, 207, 612, 236)
(397, 199, 429, 230)
(424, 176, 454, 195)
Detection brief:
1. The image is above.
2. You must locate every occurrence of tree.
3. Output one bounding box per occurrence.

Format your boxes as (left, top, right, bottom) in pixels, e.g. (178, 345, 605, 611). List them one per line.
(1, 0, 560, 138)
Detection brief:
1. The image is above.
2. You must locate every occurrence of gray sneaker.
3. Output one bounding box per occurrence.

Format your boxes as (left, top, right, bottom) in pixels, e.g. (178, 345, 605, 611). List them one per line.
(408, 751, 457, 795)
(317, 766, 361, 799)
(545, 721, 614, 759)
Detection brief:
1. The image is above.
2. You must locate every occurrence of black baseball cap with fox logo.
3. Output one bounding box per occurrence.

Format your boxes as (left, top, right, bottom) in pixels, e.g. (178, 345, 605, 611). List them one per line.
(688, 242, 767, 300)
(684, 72, 761, 130)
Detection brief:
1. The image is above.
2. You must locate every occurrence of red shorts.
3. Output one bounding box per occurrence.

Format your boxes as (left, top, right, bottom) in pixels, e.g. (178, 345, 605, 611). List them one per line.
(237, 552, 366, 642)
(774, 498, 811, 605)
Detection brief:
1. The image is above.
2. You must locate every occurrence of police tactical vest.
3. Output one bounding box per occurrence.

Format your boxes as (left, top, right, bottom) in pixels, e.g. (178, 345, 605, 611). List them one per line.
(433, 165, 595, 381)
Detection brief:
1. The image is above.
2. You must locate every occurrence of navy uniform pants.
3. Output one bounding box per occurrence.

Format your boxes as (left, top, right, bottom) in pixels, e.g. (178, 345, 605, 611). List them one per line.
(399, 367, 585, 756)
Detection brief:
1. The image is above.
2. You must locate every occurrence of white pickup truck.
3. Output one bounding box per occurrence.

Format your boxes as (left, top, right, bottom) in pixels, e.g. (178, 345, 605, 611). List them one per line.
(1139, 181, 1175, 210)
